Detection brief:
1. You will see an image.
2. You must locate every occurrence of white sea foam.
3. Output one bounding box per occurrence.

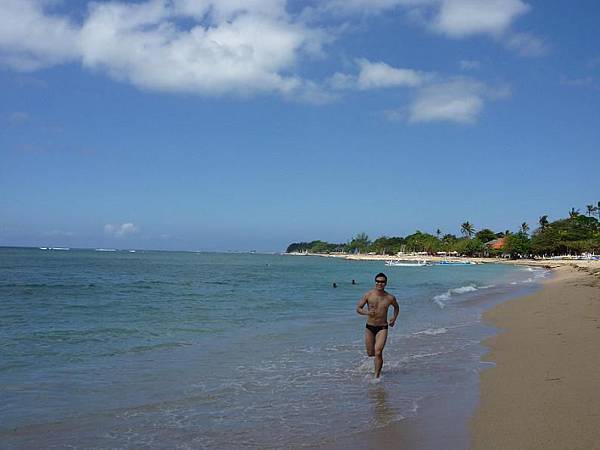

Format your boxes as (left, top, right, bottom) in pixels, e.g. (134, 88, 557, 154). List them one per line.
(433, 295, 448, 309)
(357, 358, 374, 374)
(397, 351, 446, 363)
(452, 285, 478, 294)
(415, 327, 448, 336)
(432, 285, 478, 308)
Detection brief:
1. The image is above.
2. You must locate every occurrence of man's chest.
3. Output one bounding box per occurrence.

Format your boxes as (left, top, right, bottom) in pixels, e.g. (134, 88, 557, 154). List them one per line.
(368, 296, 389, 308)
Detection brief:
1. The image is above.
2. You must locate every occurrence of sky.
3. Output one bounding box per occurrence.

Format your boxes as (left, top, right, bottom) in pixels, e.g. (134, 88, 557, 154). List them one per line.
(1, 0, 599, 252)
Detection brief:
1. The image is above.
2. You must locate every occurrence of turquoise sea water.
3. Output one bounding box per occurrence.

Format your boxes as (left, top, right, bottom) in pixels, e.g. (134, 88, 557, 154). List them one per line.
(0, 248, 547, 448)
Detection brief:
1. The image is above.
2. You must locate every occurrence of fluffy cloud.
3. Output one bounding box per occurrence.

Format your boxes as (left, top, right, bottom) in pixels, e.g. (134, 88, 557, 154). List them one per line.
(0, 0, 325, 99)
(104, 223, 139, 237)
(408, 78, 510, 123)
(0, 0, 79, 71)
(320, 0, 540, 55)
(331, 58, 508, 124)
(356, 59, 427, 89)
(330, 58, 429, 90)
(431, 0, 529, 38)
(321, 0, 529, 36)
(0, 1, 518, 120)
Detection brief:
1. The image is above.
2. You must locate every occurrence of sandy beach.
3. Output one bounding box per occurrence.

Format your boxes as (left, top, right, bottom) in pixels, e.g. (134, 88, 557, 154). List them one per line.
(470, 263, 600, 449)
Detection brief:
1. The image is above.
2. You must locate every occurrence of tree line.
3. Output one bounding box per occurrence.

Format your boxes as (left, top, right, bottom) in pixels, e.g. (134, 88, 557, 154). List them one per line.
(286, 202, 600, 259)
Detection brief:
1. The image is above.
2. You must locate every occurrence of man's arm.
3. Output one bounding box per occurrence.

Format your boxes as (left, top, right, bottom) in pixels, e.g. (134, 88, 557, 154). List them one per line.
(388, 296, 400, 326)
(356, 294, 370, 316)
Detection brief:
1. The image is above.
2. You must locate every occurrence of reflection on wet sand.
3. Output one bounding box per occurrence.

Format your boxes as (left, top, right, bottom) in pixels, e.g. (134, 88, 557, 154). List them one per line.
(368, 384, 396, 427)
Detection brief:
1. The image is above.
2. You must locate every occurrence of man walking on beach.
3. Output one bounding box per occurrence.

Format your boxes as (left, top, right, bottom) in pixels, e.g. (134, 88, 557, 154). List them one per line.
(356, 273, 399, 378)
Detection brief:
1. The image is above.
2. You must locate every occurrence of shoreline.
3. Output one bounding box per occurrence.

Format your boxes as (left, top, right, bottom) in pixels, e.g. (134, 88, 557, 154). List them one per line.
(284, 251, 600, 270)
(323, 262, 600, 449)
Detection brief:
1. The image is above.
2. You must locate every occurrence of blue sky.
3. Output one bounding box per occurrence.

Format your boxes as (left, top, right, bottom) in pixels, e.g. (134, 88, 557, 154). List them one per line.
(1, 0, 599, 252)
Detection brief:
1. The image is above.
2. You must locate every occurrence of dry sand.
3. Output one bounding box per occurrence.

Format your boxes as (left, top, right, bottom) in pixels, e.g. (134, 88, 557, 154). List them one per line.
(470, 264, 600, 449)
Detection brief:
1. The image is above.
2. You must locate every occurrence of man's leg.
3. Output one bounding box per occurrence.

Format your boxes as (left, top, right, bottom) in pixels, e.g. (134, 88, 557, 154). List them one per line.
(365, 328, 375, 357)
(374, 329, 388, 378)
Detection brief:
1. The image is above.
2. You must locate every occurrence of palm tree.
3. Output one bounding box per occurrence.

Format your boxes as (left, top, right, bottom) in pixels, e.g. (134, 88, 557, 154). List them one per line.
(521, 222, 530, 235)
(538, 215, 549, 230)
(586, 204, 596, 217)
(569, 208, 580, 218)
(460, 222, 475, 239)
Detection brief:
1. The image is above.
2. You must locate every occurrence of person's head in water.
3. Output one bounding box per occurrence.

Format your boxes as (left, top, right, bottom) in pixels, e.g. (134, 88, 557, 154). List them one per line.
(333, 282, 337, 288)
(374, 273, 387, 290)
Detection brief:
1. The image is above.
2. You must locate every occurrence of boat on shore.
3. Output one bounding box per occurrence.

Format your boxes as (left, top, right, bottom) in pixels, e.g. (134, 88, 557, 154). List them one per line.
(385, 259, 430, 267)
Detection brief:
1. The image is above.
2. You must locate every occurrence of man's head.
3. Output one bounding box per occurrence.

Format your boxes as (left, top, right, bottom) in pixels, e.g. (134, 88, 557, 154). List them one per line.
(374, 273, 387, 290)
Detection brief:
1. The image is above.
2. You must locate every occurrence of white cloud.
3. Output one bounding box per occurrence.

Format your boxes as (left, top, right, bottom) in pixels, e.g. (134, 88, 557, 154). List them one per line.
(330, 58, 508, 124)
(432, 0, 529, 38)
(330, 58, 429, 90)
(329, 56, 509, 124)
(408, 78, 509, 124)
(321, 0, 530, 38)
(356, 59, 427, 89)
(0, 0, 79, 71)
(0, 0, 326, 100)
(0, 0, 520, 116)
(319, 0, 541, 56)
(104, 222, 139, 237)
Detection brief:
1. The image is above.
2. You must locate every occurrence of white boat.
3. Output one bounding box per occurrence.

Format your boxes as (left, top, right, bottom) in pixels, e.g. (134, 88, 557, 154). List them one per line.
(435, 260, 478, 265)
(385, 259, 429, 267)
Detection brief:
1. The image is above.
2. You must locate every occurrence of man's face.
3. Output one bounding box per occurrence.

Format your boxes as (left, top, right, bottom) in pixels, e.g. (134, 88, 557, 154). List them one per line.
(375, 278, 387, 290)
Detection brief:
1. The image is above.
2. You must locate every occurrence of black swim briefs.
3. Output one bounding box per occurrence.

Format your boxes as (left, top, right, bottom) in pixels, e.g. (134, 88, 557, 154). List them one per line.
(365, 323, 388, 336)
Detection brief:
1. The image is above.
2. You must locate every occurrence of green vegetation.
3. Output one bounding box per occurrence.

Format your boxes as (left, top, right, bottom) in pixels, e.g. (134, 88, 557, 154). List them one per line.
(286, 202, 600, 259)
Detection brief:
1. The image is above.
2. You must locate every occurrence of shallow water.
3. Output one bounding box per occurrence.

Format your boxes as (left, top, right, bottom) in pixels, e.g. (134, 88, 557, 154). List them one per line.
(0, 248, 547, 448)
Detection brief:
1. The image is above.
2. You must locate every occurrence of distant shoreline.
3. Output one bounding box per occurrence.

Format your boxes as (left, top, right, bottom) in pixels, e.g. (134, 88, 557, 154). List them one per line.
(284, 251, 600, 270)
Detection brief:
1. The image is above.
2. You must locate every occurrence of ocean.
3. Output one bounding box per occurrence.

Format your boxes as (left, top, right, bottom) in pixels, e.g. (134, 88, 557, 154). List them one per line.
(0, 247, 547, 448)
